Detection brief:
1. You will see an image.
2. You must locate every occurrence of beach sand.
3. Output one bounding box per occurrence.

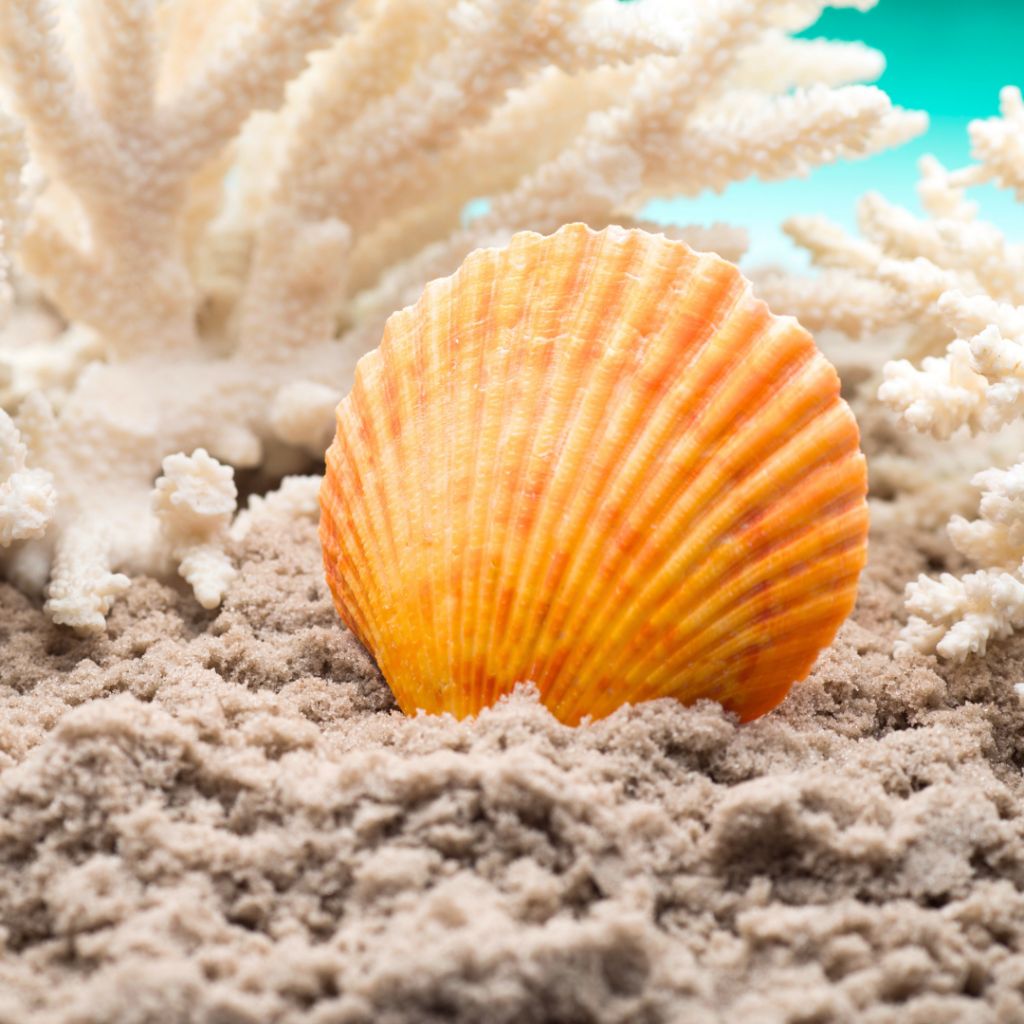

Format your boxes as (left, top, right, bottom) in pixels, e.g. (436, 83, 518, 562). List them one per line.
(1, 490, 1023, 1023)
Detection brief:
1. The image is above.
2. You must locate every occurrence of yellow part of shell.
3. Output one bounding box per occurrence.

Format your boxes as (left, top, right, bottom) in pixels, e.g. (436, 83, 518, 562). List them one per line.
(320, 224, 869, 725)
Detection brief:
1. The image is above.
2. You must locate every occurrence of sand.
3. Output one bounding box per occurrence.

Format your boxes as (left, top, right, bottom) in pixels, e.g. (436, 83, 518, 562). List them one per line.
(0, 504, 1022, 1024)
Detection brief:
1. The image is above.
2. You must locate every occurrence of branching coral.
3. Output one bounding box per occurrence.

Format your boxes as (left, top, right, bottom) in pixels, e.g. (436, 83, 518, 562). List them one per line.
(152, 449, 238, 612)
(0, 406, 55, 547)
(0, 0, 923, 631)
(758, 86, 1024, 665)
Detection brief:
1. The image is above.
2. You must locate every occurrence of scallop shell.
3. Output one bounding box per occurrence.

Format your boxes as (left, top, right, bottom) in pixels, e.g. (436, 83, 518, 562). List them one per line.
(320, 224, 868, 725)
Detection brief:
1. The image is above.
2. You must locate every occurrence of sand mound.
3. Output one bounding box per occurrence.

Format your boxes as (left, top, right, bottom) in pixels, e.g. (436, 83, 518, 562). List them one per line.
(0, 516, 1023, 1023)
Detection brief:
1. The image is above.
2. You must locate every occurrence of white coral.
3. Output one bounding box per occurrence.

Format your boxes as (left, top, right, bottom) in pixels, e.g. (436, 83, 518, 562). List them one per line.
(894, 462, 1024, 661)
(0, 0, 925, 629)
(763, 95, 1024, 667)
(0, 404, 55, 546)
(230, 475, 323, 542)
(966, 86, 1024, 201)
(898, 570, 1024, 662)
(877, 341, 987, 440)
(44, 524, 131, 635)
(0, 110, 27, 327)
(152, 449, 238, 609)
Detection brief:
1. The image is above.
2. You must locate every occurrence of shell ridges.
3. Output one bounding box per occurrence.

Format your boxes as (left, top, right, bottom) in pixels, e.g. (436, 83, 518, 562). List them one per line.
(320, 223, 869, 725)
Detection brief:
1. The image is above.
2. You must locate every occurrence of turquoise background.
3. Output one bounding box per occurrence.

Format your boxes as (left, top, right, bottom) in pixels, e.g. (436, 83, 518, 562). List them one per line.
(647, 0, 1024, 268)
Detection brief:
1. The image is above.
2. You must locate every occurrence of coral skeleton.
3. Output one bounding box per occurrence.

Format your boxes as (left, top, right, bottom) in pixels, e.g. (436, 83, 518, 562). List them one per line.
(230, 473, 323, 542)
(0, 0, 923, 631)
(759, 86, 1024, 670)
(152, 449, 238, 611)
(0, 405, 55, 547)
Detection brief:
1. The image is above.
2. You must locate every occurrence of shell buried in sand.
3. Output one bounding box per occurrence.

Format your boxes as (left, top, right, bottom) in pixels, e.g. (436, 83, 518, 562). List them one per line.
(319, 224, 869, 725)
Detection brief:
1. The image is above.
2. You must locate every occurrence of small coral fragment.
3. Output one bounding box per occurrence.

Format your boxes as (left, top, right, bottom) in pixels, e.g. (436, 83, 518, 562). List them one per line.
(231, 475, 323, 542)
(0, 405, 55, 546)
(152, 449, 238, 609)
(44, 526, 131, 635)
(899, 569, 1024, 663)
(878, 341, 988, 440)
(897, 460, 1024, 661)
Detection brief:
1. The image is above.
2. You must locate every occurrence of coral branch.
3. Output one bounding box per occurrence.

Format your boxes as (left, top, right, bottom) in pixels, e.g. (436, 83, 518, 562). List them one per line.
(0, 0, 119, 190)
(733, 33, 884, 92)
(159, 0, 357, 173)
(0, 111, 26, 325)
(753, 267, 899, 338)
(757, 94, 1024, 666)
(966, 86, 1024, 201)
(44, 522, 131, 634)
(79, 0, 160, 134)
(898, 569, 1024, 662)
(878, 342, 987, 440)
(0, 407, 55, 545)
(642, 85, 925, 195)
(152, 449, 238, 609)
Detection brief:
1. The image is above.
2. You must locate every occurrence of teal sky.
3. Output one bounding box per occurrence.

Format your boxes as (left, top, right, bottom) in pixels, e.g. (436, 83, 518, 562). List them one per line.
(812, 0, 1023, 117)
(647, 0, 1024, 268)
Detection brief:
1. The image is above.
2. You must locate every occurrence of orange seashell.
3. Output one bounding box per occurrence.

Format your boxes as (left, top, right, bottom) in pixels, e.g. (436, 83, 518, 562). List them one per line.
(320, 224, 868, 725)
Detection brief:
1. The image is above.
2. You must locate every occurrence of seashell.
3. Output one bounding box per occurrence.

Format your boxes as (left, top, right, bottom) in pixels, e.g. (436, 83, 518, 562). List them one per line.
(320, 224, 868, 725)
